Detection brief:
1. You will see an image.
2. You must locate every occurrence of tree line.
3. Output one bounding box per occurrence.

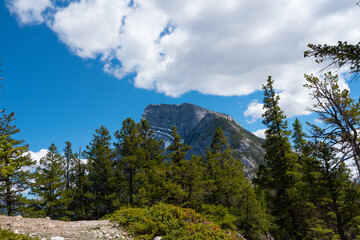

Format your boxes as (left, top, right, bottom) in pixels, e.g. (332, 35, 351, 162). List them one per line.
(0, 114, 271, 239)
(2, 28, 360, 238)
(1, 70, 359, 239)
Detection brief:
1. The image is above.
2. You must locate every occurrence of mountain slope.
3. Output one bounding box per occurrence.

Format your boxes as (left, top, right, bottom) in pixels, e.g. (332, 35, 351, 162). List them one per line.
(142, 103, 264, 177)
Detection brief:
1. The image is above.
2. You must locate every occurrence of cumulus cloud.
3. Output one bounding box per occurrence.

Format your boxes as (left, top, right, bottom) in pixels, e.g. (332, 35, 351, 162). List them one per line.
(6, 0, 53, 24)
(29, 149, 48, 165)
(7, 0, 358, 116)
(244, 100, 264, 123)
(252, 129, 266, 139)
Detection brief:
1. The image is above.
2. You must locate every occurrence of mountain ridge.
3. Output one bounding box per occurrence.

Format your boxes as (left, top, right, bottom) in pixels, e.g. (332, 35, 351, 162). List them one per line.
(142, 103, 264, 177)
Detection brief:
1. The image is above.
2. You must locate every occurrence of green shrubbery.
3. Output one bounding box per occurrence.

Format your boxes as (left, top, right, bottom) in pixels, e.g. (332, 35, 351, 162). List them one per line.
(110, 202, 243, 240)
(0, 228, 38, 240)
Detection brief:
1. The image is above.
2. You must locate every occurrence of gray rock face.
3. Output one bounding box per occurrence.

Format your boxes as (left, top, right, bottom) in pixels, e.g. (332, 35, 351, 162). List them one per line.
(142, 103, 265, 178)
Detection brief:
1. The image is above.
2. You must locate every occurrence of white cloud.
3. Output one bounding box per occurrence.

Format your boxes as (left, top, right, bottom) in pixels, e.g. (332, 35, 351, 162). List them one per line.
(252, 129, 266, 139)
(6, 0, 52, 24)
(244, 100, 263, 123)
(7, 0, 358, 116)
(29, 149, 48, 165)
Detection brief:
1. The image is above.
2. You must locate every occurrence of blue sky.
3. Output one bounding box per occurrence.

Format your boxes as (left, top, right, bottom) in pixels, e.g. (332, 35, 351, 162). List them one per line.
(1, 0, 360, 160)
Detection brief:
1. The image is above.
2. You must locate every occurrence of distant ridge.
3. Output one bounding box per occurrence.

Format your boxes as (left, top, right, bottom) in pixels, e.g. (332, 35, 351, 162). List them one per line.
(142, 103, 264, 178)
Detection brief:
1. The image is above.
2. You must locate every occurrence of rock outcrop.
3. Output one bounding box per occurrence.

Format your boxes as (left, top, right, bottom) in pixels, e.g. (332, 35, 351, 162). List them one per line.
(0, 215, 132, 240)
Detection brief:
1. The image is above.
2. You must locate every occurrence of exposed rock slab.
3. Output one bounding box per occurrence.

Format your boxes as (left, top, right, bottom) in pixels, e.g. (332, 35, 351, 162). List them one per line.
(0, 215, 133, 240)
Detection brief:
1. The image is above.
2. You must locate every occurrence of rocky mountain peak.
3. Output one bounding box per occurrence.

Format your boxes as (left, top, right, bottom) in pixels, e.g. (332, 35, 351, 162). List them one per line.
(142, 103, 264, 177)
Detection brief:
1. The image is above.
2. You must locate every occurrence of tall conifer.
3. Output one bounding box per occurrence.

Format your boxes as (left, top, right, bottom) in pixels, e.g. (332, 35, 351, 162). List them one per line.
(0, 113, 34, 216)
(32, 143, 72, 219)
(254, 76, 303, 239)
(83, 125, 116, 219)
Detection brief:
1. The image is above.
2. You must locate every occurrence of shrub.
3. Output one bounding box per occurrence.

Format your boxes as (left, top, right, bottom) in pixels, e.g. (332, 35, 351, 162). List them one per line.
(110, 203, 243, 240)
(0, 228, 38, 240)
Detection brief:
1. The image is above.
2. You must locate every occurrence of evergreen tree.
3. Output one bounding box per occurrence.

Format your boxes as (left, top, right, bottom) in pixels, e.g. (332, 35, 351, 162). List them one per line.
(204, 126, 241, 207)
(304, 72, 360, 180)
(134, 119, 168, 206)
(307, 142, 360, 240)
(32, 143, 72, 219)
(63, 141, 74, 190)
(114, 118, 165, 206)
(83, 125, 116, 219)
(254, 76, 303, 239)
(0, 113, 35, 216)
(291, 119, 324, 238)
(138, 119, 164, 167)
(168, 126, 190, 164)
(114, 118, 143, 206)
(204, 126, 270, 239)
(69, 147, 90, 219)
(305, 41, 360, 77)
(165, 126, 192, 204)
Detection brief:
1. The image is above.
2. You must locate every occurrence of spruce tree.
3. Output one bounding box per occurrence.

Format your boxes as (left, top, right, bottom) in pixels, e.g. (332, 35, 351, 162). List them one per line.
(165, 126, 192, 204)
(308, 142, 360, 240)
(32, 143, 72, 219)
(83, 125, 116, 219)
(291, 119, 324, 238)
(69, 147, 90, 220)
(114, 118, 165, 206)
(63, 141, 74, 190)
(254, 76, 303, 239)
(204, 126, 270, 239)
(135, 119, 168, 206)
(168, 126, 190, 164)
(114, 118, 143, 206)
(0, 113, 35, 216)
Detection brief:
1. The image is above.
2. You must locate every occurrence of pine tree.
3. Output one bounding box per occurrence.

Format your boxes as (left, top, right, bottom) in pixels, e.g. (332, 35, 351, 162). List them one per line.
(204, 126, 270, 239)
(83, 125, 116, 219)
(134, 119, 168, 206)
(114, 118, 143, 206)
(204, 126, 241, 207)
(304, 72, 360, 180)
(254, 76, 303, 239)
(165, 126, 192, 204)
(63, 141, 74, 190)
(32, 143, 72, 219)
(114, 118, 165, 206)
(168, 126, 190, 164)
(69, 147, 90, 220)
(291, 119, 324, 238)
(0, 113, 35, 216)
(308, 142, 360, 240)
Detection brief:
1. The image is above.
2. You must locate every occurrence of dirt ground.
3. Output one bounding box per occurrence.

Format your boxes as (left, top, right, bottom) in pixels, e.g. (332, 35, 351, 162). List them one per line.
(0, 215, 133, 240)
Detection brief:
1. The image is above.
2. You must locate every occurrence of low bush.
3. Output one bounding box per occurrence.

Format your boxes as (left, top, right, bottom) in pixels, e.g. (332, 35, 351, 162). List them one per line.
(110, 203, 242, 240)
(0, 228, 38, 240)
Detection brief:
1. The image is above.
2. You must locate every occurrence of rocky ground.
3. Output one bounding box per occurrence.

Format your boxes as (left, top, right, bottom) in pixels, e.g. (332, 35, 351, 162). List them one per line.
(0, 215, 133, 240)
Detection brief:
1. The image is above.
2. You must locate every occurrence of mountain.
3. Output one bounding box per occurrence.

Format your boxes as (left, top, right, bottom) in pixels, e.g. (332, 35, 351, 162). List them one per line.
(141, 103, 265, 177)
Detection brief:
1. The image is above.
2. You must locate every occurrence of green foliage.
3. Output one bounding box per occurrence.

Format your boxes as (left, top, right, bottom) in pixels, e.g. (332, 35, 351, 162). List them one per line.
(254, 76, 306, 239)
(31, 143, 72, 219)
(168, 126, 191, 164)
(196, 204, 237, 230)
(304, 72, 360, 179)
(114, 118, 164, 207)
(83, 125, 116, 219)
(0, 113, 35, 216)
(305, 41, 360, 76)
(0, 228, 38, 240)
(204, 126, 270, 239)
(68, 144, 90, 220)
(110, 203, 241, 240)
